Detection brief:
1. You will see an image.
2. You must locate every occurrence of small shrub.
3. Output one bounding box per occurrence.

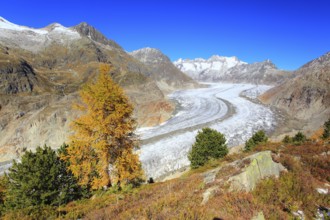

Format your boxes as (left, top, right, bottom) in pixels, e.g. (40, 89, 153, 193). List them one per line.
(282, 135, 292, 144)
(244, 139, 256, 152)
(282, 132, 307, 145)
(253, 170, 326, 219)
(292, 132, 306, 144)
(322, 118, 330, 139)
(188, 128, 228, 169)
(244, 130, 268, 151)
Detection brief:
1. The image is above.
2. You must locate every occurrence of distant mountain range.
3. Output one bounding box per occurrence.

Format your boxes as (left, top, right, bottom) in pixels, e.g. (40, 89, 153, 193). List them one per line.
(174, 55, 246, 82)
(174, 52, 329, 134)
(174, 56, 294, 84)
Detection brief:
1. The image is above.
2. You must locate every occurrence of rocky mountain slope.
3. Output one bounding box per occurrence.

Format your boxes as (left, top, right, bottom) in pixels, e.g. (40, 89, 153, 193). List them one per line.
(220, 60, 294, 84)
(260, 51, 330, 132)
(0, 17, 197, 161)
(174, 55, 246, 81)
(130, 48, 197, 93)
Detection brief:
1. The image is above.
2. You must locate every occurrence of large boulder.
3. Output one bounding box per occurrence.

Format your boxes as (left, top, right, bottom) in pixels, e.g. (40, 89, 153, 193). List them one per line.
(228, 151, 285, 191)
(200, 150, 286, 205)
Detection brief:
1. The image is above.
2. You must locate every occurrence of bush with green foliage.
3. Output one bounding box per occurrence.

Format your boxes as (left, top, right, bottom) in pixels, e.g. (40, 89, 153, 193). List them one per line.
(188, 128, 228, 169)
(282, 135, 291, 144)
(292, 132, 306, 144)
(4, 145, 83, 210)
(282, 132, 307, 145)
(0, 177, 7, 215)
(322, 118, 330, 139)
(244, 130, 268, 151)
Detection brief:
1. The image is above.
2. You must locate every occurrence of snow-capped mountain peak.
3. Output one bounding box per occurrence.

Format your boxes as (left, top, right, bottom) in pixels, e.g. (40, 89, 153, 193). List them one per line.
(44, 22, 65, 30)
(130, 47, 170, 64)
(173, 55, 247, 81)
(0, 17, 81, 52)
(0, 16, 46, 34)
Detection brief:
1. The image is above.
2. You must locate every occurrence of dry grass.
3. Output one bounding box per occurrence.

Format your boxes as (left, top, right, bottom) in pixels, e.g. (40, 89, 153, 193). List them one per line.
(56, 139, 329, 219)
(1, 139, 329, 219)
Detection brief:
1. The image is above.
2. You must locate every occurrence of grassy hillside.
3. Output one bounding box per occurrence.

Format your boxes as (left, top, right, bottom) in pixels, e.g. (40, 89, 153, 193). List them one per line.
(2, 135, 328, 219)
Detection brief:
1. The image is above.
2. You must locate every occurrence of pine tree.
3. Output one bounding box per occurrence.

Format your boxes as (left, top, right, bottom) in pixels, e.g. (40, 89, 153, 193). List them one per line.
(4, 146, 81, 209)
(244, 130, 268, 151)
(292, 131, 306, 144)
(244, 138, 256, 152)
(282, 135, 292, 144)
(63, 64, 143, 189)
(188, 128, 228, 169)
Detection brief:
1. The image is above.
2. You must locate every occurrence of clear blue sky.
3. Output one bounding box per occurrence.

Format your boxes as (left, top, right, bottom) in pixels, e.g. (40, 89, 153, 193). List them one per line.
(1, 0, 329, 70)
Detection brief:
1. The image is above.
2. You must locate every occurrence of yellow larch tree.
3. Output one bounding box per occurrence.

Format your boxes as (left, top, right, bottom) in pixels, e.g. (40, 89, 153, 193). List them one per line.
(62, 64, 143, 189)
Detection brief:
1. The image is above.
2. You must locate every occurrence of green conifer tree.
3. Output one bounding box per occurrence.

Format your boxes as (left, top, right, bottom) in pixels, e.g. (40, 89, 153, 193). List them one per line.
(5, 146, 81, 210)
(189, 128, 228, 169)
(244, 130, 268, 151)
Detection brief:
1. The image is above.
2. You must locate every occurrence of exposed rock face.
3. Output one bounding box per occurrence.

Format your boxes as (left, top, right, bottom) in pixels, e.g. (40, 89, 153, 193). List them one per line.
(130, 48, 197, 93)
(0, 93, 77, 160)
(221, 60, 294, 85)
(251, 212, 265, 220)
(260, 52, 330, 131)
(200, 151, 285, 205)
(201, 186, 218, 205)
(72, 22, 122, 49)
(227, 151, 285, 192)
(174, 55, 246, 82)
(0, 51, 38, 94)
(0, 18, 178, 162)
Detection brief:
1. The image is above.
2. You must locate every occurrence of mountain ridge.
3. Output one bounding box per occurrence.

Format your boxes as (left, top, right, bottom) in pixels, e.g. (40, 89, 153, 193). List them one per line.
(174, 55, 295, 84)
(260, 51, 330, 133)
(174, 55, 246, 81)
(130, 47, 198, 93)
(0, 17, 190, 161)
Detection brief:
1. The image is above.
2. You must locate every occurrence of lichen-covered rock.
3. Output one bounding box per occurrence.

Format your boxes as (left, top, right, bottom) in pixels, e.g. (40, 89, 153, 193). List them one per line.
(201, 186, 219, 205)
(202, 167, 221, 185)
(251, 211, 265, 220)
(228, 151, 285, 191)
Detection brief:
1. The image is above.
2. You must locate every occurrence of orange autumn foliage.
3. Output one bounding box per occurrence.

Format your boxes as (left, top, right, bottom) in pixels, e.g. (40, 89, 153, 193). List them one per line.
(62, 64, 143, 189)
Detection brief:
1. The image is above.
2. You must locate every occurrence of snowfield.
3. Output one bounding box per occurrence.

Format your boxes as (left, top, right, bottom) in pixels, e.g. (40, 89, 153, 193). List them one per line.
(0, 17, 81, 52)
(138, 83, 275, 179)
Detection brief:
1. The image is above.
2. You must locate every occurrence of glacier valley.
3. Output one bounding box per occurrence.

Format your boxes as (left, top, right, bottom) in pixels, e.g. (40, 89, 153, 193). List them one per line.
(138, 83, 276, 180)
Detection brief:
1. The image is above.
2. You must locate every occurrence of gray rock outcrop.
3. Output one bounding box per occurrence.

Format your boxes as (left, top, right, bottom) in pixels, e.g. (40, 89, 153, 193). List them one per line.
(200, 151, 286, 205)
(228, 151, 286, 191)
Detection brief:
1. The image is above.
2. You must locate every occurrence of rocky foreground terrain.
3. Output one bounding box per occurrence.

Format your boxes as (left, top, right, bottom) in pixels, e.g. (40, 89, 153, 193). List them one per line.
(25, 138, 327, 220)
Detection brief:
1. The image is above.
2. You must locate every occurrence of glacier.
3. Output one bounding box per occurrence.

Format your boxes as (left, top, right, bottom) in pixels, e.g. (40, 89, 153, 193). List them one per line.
(138, 83, 275, 180)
